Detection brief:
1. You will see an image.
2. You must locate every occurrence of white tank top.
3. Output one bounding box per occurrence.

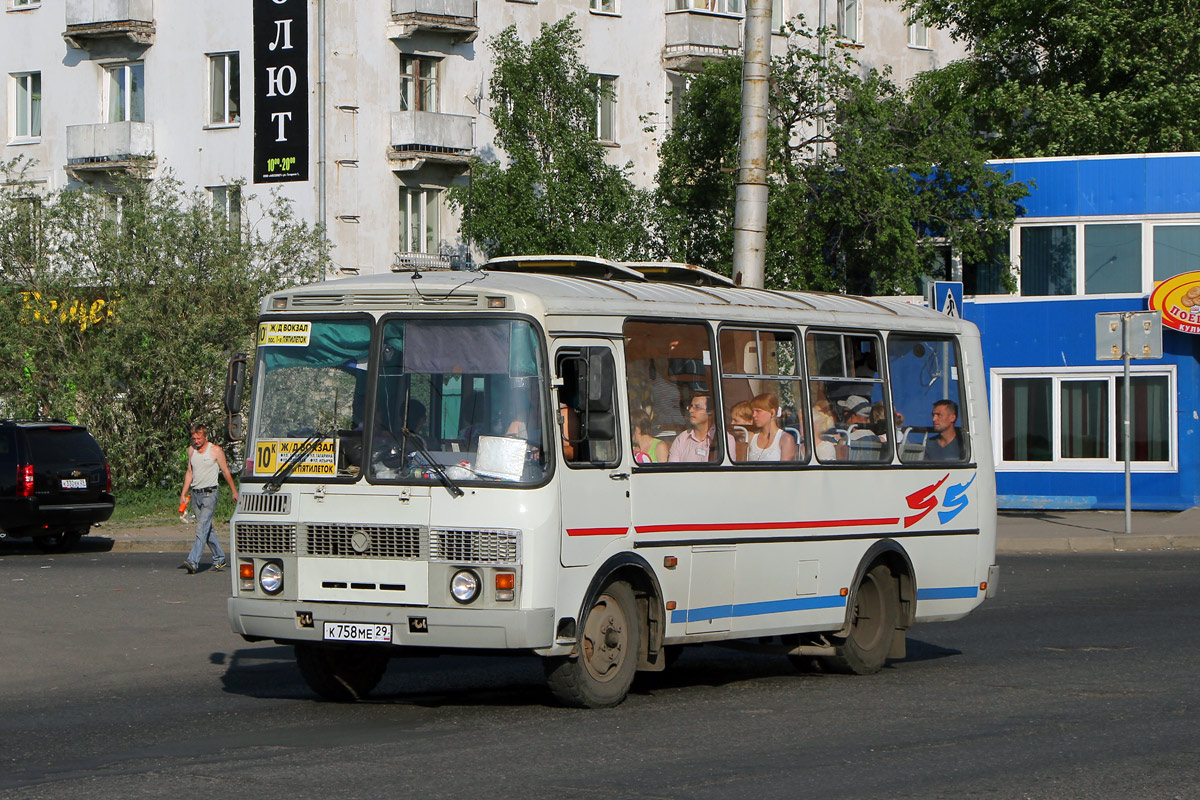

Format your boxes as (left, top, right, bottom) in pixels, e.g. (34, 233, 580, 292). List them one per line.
(190, 444, 220, 489)
(748, 428, 786, 461)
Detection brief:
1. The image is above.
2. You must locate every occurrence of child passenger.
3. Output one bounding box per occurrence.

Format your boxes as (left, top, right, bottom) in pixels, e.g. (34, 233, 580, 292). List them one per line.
(729, 401, 755, 461)
(631, 412, 669, 464)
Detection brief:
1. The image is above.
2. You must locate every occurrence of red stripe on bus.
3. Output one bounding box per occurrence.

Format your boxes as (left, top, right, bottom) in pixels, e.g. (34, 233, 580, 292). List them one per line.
(566, 527, 631, 537)
(635, 518, 901, 534)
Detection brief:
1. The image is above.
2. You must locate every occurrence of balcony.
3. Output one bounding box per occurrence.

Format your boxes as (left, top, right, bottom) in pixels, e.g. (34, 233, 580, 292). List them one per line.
(663, 10, 742, 71)
(388, 0, 477, 43)
(63, 0, 155, 49)
(388, 111, 474, 171)
(65, 122, 156, 177)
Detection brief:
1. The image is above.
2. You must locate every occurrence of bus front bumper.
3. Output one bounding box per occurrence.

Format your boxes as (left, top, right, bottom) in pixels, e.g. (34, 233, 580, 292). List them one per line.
(228, 597, 555, 650)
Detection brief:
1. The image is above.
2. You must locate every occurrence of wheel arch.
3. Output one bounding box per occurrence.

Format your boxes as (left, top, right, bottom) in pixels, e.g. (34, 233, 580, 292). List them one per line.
(569, 552, 667, 672)
(838, 539, 916, 637)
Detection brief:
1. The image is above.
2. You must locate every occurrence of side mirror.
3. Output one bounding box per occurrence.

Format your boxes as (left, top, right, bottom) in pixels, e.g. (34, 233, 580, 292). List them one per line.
(225, 353, 249, 441)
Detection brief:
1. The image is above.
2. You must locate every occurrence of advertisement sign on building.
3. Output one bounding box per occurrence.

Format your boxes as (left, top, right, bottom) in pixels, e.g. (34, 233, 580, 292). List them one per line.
(1148, 270, 1200, 334)
(253, 0, 309, 183)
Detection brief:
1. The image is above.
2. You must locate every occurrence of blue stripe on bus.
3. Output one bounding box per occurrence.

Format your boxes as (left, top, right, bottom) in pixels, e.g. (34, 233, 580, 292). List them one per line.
(916, 586, 980, 600)
(669, 586, 979, 624)
(671, 594, 847, 624)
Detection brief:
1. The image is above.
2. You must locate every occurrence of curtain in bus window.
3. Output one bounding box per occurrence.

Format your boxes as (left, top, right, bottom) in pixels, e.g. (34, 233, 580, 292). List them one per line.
(1020, 226, 1076, 296)
(1116, 375, 1170, 461)
(1001, 378, 1052, 461)
(261, 320, 372, 371)
(1060, 380, 1108, 458)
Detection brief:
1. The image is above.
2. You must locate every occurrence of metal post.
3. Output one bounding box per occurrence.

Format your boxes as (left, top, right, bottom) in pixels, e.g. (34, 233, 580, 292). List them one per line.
(732, 0, 772, 290)
(1123, 313, 1132, 535)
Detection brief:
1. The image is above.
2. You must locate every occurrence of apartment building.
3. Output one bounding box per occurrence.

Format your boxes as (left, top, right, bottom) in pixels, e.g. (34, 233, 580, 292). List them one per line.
(2, 0, 964, 275)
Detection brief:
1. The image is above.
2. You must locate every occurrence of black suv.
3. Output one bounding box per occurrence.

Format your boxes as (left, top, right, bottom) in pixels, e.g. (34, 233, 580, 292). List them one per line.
(0, 420, 115, 553)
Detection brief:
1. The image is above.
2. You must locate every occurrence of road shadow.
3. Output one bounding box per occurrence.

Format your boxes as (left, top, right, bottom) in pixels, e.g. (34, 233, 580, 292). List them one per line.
(0, 535, 114, 555)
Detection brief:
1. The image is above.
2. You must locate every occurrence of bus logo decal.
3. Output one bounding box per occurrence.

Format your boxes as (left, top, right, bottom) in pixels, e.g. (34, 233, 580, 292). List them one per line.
(904, 474, 949, 528)
(938, 474, 976, 525)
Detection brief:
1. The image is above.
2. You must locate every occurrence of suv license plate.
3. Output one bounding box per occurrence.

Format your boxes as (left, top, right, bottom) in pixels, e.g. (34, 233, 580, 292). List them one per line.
(323, 622, 392, 643)
(61, 478, 87, 489)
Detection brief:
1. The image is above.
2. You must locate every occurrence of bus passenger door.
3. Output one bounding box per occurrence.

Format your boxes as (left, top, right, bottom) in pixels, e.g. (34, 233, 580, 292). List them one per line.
(554, 342, 631, 568)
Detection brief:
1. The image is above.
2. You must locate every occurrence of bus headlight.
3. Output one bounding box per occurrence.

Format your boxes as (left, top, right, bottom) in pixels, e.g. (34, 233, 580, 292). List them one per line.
(259, 561, 284, 595)
(450, 569, 481, 604)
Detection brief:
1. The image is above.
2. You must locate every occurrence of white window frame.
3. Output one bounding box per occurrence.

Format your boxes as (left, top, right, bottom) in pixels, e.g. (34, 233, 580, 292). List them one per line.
(989, 365, 1177, 473)
(11, 71, 41, 140)
(105, 61, 145, 123)
(837, 0, 860, 43)
(208, 185, 243, 234)
(9, 0, 40, 9)
(908, 11, 929, 48)
(207, 52, 240, 127)
(670, 0, 743, 14)
(590, 0, 617, 13)
(593, 74, 617, 143)
(400, 187, 441, 255)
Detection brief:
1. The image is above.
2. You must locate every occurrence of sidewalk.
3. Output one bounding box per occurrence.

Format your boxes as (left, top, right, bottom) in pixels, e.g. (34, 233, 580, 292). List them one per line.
(74, 508, 1200, 556)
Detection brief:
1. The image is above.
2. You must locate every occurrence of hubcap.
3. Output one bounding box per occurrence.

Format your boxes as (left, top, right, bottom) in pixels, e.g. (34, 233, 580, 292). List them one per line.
(581, 595, 627, 682)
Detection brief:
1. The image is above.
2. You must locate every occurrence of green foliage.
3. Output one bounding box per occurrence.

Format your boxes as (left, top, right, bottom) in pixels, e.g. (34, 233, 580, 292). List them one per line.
(904, 0, 1200, 157)
(448, 16, 654, 260)
(655, 21, 1026, 294)
(0, 157, 328, 488)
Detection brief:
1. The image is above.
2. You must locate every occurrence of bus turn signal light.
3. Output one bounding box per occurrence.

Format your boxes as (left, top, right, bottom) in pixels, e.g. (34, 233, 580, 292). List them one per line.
(239, 563, 255, 580)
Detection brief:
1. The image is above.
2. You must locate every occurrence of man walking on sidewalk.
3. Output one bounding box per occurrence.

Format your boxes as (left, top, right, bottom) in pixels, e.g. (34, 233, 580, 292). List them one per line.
(180, 423, 239, 574)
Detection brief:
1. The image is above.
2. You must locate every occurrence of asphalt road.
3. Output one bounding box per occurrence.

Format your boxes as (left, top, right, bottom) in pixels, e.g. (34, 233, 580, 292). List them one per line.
(1, 550, 1197, 799)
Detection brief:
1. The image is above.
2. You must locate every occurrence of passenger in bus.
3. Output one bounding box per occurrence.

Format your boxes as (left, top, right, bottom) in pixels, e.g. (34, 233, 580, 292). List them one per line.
(668, 395, 722, 462)
(812, 398, 839, 461)
(631, 412, 669, 464)
(648, 359, 687, 433)
(728, 401, 754, 461)
(836, 395, 882, 460)
(747, 393, 798, 462)
(926, 399, 964, 461)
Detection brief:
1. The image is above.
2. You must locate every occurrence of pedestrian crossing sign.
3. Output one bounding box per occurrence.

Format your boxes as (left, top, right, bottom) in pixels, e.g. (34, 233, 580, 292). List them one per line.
(929, 281, 964, 318)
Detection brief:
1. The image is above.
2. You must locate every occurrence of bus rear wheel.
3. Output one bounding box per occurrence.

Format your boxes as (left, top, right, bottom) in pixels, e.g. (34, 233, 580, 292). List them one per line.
(544, 581, 640, 708)
(295, 644, 389, 702)
(822, 564, 899, 675)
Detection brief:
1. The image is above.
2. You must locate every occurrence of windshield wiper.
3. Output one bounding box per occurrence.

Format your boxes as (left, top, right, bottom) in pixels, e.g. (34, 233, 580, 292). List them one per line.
(264, 429, 330, 493)
(402, 427, 464, 498)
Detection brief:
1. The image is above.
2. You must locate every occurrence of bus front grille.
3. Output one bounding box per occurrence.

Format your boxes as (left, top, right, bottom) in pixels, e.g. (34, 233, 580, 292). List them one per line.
(234, 522, 298, 554)
(429, 528, 521, 565)
(305, 524, 423, 559)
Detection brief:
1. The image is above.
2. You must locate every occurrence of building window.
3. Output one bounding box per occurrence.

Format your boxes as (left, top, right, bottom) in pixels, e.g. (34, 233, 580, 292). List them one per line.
(1152, 224, 1200, 281)
(908, 11, 928, 47)
(400, 187, 440, 254)
(593, 75, 616, 142)
(995, 369, 1173, 468)
(12, 72, 40, 139)
(1084, 223, 1141, 294)
(1020, 225, 1076, 296)
(671, 0, 743, 13)
(10, 0, 39, 8)
(964, 240, 1010, 295)
(106, 62, 145, 123)
(209, 185, 242, 235)
(400, 56, 438, 113)
(589, 0, 616, 12)
(837, 0, 859, 42)
(208, 53, 240, 126)
(772, 0, 784, 30)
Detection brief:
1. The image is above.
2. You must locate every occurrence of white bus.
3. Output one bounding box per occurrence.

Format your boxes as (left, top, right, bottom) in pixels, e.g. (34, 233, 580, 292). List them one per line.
(225, 256, 998, 708)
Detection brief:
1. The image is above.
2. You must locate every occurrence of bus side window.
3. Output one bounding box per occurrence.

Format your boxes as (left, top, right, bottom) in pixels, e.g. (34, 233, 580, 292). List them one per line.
(806, 330, 892, 463)
(623, 319, 719, 464)
(719, 327, 807, 464)
(556, 347, 619, 468)
(886, 334, 969, 464)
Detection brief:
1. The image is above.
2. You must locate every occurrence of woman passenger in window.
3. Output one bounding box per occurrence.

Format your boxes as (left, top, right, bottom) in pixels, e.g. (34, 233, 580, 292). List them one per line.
(631, 412, 669, 464)
(747, 393, 797, 462)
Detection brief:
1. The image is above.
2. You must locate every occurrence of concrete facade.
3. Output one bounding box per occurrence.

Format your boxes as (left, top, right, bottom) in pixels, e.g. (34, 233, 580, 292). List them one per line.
(2, 0, 964, 275)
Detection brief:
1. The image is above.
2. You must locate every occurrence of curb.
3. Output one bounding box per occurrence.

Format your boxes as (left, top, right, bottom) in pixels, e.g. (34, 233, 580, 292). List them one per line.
(997, 534, 1200, 555)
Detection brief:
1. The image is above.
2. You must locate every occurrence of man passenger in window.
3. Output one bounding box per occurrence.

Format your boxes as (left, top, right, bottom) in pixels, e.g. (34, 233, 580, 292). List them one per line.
(926, 399, 963, 461)
(668, 395, 721, 462)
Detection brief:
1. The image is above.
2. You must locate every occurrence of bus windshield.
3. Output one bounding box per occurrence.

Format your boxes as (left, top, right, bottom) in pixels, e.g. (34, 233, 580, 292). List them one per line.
(248, 316, 548, 485)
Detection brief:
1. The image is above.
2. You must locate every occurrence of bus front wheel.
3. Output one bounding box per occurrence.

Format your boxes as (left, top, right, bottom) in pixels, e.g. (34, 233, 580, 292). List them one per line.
(823, 564, 900, 675)
(544, 581, 640, 708)
(295, 644, 389, 702)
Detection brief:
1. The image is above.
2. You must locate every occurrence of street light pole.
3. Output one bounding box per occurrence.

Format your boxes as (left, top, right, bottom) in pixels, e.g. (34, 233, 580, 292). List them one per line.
(732, 0, 772, 290)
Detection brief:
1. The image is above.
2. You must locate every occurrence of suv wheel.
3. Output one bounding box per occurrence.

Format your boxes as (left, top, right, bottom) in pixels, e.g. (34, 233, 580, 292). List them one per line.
(33, 530, 83, 554)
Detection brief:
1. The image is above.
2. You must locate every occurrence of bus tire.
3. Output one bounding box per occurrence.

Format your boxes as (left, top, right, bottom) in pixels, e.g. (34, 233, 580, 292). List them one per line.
(295, 644, 388, 702)
(544, 581, 640, 708)
(823, 564, 899, 675)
